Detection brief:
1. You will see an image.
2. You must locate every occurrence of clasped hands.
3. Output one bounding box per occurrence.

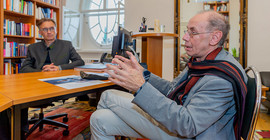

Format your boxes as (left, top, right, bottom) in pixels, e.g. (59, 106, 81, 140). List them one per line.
(105, 51, 145, 92)
(42, 63, 60, 72)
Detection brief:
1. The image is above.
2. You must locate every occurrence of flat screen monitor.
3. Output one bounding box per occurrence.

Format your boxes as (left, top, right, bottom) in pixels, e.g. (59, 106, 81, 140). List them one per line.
(111, 26, 135, 59)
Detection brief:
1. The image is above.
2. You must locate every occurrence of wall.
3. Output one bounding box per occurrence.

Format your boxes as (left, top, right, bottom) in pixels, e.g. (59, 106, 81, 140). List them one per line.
(125, 0, 174, 80)
(125, 0, 174, 33)
(179, 0, 203, 55)
(63, 0, 174, 80)
(179, 1, 240, 55)
(64, 0, 81, 11)
(248, 0, 270, 71)
(229, 0, 240, 54)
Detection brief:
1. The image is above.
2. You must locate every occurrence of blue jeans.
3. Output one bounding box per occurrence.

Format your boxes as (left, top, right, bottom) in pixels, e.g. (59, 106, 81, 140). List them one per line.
(90, 89, 180, 140)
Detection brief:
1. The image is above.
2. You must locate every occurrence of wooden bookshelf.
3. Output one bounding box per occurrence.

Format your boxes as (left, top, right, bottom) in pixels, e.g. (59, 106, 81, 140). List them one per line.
(203, 1, 230, 51)
(203, 1, 229, 14)
(0, 0, 62, 75)
(4, 56, 27, 59)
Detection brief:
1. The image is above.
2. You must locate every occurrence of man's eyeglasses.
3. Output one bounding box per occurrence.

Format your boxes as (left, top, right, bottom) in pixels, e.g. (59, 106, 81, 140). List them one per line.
(184, 30, 212, 37)
(41, 27, 56, 33)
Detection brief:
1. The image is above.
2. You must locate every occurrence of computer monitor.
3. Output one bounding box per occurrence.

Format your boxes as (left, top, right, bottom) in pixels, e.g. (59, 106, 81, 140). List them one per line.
(111, 26, 138, 61)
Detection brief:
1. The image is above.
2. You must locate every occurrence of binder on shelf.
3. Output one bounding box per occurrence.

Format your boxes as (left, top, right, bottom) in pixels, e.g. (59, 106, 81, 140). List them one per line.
(15, 23, 21, 35)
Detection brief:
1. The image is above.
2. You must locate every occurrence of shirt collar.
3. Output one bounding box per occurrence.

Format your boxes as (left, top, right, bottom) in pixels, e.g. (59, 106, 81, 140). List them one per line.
(42, 39, 57, 49)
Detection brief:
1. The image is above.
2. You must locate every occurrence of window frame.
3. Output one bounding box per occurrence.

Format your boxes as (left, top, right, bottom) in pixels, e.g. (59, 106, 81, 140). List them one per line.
(62, 7, 83, 49)
(81, 0, 125, 48)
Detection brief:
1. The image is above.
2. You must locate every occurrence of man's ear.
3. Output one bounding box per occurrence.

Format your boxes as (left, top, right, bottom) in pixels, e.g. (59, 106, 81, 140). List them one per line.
(39, 30, 42, 36)
(209, 30, 223, 46)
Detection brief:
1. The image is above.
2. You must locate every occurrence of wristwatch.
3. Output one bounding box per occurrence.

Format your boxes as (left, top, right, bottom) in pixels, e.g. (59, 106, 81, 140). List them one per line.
(143, 70, 151, 81)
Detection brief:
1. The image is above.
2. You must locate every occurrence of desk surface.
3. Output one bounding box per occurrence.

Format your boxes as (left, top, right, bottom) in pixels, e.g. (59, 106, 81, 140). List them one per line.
(0, 94, 12, 112)
(0, 69, 115, 140)
(0, 70, 114, 105)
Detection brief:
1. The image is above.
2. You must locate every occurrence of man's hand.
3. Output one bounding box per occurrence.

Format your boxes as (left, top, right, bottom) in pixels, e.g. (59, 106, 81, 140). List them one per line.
(105, 51, 145, 92)
(113, 51, 144, 73)
(42, 63, 60, 72)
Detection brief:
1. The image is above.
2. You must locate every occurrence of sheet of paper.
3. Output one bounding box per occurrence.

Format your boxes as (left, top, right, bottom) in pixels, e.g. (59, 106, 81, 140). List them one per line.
(39, 75, 109, 89)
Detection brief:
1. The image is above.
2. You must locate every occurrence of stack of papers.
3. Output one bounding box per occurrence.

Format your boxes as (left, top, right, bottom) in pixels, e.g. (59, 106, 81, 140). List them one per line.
(76, 63, 107, 69)
(74, 63, 116, 72)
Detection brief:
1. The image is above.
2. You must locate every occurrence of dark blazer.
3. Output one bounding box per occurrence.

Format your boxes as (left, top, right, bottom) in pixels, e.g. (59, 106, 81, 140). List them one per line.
(20, 39, 85, 73)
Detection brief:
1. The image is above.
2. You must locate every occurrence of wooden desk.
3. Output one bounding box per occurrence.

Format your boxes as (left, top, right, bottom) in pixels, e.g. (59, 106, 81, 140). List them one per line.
(0, 70, 115, 140)
(0, 94, 12, 112)
(132, 33, 178, 77)
(262, 85, 269, 101)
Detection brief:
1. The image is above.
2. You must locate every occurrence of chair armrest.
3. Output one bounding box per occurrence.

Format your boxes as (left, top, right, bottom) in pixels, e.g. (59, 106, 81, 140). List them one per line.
(262, 85, 269, 101)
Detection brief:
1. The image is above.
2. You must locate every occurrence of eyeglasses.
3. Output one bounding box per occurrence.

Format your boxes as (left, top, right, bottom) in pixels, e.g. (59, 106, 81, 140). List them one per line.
(184, 30, 212, 37)
(41, 27, 56, 33)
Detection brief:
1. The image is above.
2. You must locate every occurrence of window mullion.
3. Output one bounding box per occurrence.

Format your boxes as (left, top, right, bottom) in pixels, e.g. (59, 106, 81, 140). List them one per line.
(81, 8, 124, 13)
(103, 0, 107, 9)
(86, 0, 125, 46)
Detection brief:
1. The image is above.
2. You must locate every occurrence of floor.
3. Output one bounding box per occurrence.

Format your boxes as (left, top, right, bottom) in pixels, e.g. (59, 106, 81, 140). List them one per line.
(29, 98, 270, 140)
(256, 111, 270, 130)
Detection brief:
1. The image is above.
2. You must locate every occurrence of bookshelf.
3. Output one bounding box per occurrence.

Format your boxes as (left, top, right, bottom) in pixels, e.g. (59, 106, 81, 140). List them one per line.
(203, 1, 230, 51)
(0, 0, 62, 75)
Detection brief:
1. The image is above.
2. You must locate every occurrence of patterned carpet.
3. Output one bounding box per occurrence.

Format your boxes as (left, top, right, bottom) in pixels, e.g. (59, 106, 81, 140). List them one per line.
(28, 97, 96, 140)
(28, 98, 148, 140)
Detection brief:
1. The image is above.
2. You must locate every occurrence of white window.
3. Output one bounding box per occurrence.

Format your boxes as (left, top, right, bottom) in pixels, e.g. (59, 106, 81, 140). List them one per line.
(63, 8, 81, 49)
(82, 0, 125, 47)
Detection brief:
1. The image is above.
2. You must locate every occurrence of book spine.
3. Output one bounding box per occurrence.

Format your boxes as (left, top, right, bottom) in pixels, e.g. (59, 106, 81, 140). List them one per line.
(4, 0, 7, 10)
(6, 0, 10, 11)
(3, 19, 6, 34)
(20, 0, 24, 13)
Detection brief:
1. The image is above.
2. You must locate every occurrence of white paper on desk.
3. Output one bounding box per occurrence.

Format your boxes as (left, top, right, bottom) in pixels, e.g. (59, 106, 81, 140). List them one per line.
(39, 75, 109, 89)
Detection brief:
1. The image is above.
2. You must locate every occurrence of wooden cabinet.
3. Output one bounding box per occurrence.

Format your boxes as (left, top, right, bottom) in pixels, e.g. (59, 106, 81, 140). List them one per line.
(203, 1, 229, 51)
(132, 33, 178, 78)
(0, 0, 61, 75)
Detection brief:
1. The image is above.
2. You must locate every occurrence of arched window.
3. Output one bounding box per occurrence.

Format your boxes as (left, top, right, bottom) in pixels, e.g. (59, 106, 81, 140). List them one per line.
(82, 0, 125, 47)
(63, 8, 81, 49)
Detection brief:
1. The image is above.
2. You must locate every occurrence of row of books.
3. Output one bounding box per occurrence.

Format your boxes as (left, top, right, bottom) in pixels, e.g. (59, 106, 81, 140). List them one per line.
(3, 0, 34, 16)
(35, 6, 57, 20)
(203, 0, 229, 3)
(35, 26, 43, 38)
(204, 4, 228, 12)
(3, 38, 29, 57)
(3, 19, 34, 37)
(4, 59, 24, 75)
(39, 0, 59, 6)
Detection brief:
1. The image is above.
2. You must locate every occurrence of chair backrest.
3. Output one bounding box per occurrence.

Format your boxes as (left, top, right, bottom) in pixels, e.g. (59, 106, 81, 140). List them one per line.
(260, 71, 270, 87)
(241, 66, 262, 140)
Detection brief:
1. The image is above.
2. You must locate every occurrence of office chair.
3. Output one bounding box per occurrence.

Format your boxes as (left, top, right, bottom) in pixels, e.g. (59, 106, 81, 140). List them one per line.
(25, 103, 69, 138)
(259, 71, 270, 113)
(241, 66, 262, 140)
